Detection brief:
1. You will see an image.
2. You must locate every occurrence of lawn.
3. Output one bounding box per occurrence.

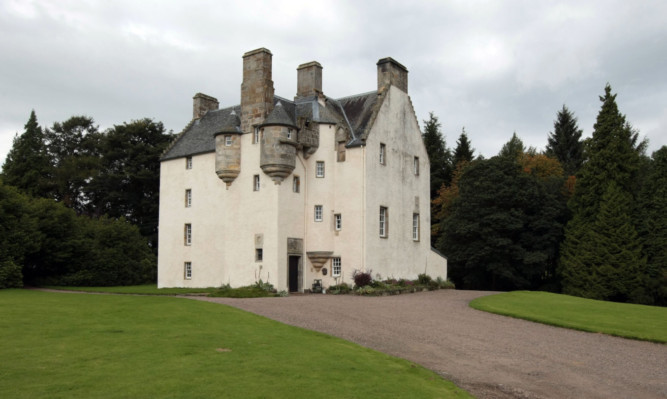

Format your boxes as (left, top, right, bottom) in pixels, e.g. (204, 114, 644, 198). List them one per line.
(43, 284, 219, 295)
(470, 291, 667, 343)
(0, 290, 472, 399)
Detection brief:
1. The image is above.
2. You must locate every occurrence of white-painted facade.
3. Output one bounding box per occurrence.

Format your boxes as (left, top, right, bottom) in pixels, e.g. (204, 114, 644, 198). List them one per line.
(158, 49, 446, 291)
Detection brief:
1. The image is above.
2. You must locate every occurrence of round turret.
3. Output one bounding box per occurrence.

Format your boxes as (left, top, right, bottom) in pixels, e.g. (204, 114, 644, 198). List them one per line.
(259, 102, 298, 183)
(214, 110, 242, 186)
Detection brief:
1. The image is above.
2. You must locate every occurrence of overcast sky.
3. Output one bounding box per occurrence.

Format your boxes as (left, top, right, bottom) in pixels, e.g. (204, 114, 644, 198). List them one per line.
(1, 0, 666, 166)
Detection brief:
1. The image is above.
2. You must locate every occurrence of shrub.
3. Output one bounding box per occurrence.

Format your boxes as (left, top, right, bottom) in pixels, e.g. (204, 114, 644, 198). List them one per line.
(327, 283, 351, 295)
(0, 259, 23, 288)
(417, 273, 432, 285)
(353, 269, 373, 288)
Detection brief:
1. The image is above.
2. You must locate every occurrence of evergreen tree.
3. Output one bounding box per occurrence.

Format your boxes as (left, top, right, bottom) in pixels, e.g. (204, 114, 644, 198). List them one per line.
(561, 183, 646, 302)
(559, 84, 647, 302)
(636, 146, 667, 305)
(1, 111, 53, 197)
(546, 105, 584, 176)
(422, 112, 452, 198)
(452, 128, 474, 168)
(498, 132, 525, 159)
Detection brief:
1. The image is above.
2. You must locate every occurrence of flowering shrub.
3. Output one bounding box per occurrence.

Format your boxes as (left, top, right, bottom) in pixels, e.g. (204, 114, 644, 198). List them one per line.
(353, 269, 373, 288)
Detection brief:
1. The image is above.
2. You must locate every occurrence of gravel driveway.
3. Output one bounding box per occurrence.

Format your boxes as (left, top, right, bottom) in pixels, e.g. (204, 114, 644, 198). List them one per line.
(194, 290, 667, 399)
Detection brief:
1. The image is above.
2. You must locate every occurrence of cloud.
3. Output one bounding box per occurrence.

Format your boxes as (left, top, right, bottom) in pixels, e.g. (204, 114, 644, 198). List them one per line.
(1, 0, 666, 165)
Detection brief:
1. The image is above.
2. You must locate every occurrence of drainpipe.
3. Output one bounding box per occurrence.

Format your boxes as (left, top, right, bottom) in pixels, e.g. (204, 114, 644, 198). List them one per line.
(361, 143, 366, 273)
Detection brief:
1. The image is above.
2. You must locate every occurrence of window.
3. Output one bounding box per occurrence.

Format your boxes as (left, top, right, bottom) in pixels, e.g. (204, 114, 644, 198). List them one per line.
(379, 143, 386, 165)
(256, 248, 263, 262)
(337, 142, 346, 162)
(413, 213, 420, 241)
(225, 136, 232, 146)
(254, 127, 260, 144)
(414, 156, 419, 176)
(379, 207, 388, 237)
(314, 205, 323, 222)
(184, 262, 192, 279)
(287, 129, 293, 140)
(293, 176, 300, 193)
(316, 161, 325, 178)
(253, 175, 260, 191)
(184, 224, 192, 245)
(332, 257, 341, 277)
(185, 189, 192, 207)
(186, 156, 193, 169)
(334, 214, 342, 231)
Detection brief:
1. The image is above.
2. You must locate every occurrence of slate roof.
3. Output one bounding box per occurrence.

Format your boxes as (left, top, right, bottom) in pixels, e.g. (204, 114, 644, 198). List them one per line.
(161, 91, 379, 161)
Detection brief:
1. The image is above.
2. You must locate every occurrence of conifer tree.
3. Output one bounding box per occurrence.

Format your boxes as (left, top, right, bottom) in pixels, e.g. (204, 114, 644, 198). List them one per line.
(561, 182, 646, 302)
(422, 112, 452, 198)
(636, 146, 667, 305)
(546, 105, 584, 176)
(1, 111, 53, 197)
(559, 84, 647, 302)
(452, 128, 474, 168)
(498, 132, 525, 160)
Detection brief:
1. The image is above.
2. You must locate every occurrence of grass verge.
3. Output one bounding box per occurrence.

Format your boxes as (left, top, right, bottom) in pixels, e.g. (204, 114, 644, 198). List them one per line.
(0, 289, 472, 399)
(42, 284, 218, 295)
(470, 291, 667, 343)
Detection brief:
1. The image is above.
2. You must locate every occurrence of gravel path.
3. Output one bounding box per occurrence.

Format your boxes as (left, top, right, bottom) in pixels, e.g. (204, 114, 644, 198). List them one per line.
(193, 290, 667, 399)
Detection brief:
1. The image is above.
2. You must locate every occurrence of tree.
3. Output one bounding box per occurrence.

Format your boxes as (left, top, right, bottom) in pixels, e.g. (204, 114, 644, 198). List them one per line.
(422, 112, 452, 198)
(88, 119, 174, 250)
(441, 157, 566, 290)
(452, 128, 474, 168)
(44, 116, 101, 213)
(432, 160, 468, 249)
(636, 146, 667, 305)
(0, 181, 39, 288)
(498, 132, 525, 159)
(545, 105, 584, 176)
(559, 84, 647, 302)
(1, 111, 53, 197)
(561, 182, 646, 302)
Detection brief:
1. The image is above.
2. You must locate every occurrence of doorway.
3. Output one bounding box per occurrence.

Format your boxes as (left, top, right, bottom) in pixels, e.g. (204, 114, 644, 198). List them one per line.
(288, 256, 300, 293)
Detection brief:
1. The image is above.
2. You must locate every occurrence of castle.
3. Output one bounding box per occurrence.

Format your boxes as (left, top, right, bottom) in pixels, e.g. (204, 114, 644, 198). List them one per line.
(157, 48, 447, 291)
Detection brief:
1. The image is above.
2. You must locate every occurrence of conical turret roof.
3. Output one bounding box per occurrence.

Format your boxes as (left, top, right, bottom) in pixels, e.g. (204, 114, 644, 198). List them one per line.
(261, 101, 296, 128)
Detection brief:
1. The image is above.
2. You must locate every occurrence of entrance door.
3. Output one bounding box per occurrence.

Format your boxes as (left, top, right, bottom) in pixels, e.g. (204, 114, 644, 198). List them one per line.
(288, 256, 300, 292)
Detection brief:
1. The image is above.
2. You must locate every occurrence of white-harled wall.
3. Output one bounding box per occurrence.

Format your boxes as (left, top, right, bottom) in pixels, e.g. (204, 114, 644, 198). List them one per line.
(363, 86, 447, 281)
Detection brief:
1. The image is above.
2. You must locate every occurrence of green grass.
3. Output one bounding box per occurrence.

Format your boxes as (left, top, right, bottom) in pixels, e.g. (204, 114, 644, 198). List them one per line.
(470, 291, 667, 343)
(42, 284, 219, 295)
(0, 290, 472, 399)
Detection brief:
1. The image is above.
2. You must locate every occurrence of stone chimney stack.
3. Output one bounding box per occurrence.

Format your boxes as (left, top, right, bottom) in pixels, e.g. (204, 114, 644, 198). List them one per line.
(377, 57, 408, 93)
(241, 48, 274, 134)
(296, 61, 323, 98)
(192, 93, 219, 119)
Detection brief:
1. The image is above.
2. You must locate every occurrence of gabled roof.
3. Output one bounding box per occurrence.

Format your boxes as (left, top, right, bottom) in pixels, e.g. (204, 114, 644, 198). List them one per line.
(161, 91, 380, 161)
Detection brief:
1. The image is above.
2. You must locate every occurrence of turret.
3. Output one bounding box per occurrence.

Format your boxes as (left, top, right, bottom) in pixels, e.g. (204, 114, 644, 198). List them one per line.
(260, 102, 298, 183)
(214, 110, 242, 187)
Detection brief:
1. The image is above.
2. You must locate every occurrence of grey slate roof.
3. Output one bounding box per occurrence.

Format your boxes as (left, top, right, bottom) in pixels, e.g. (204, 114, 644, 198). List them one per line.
(261, 101, 296, 127)
(161, 91, 379, 161)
